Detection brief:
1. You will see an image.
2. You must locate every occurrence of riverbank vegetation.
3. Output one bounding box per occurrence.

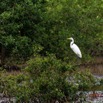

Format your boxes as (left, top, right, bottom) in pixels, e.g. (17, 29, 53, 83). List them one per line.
(0, 0, 103, 102)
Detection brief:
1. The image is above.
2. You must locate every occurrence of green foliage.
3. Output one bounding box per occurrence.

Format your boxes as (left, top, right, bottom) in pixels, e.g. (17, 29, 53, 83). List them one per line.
(33, 0, 103, 59)
(0, 72, 23, 94)
(0, 71, 31, 102)
(0, 0, 103, 62)
(11, 36, 33, 59)
(0, 55, 95, 102)
(26, 54, 71, 101)
(0, 0, 102, 102)
(25, 54, 95, 102)
(74, 70, 95, 90)
(0, 0, 44, 60)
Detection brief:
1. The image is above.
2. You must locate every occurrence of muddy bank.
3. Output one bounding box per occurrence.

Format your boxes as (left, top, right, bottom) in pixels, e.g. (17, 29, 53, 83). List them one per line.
(79, 57, 103, 75)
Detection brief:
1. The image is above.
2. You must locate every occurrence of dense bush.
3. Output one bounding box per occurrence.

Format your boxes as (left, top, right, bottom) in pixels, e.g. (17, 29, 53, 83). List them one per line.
(0, 0, 102, 102)
(26, 54, 72, 102)
(23, 55, 95, 102)
(0, 55, 95, 102)
(0, 0, 103, 65)
(11, 36, 33, 59)
(0, 71, 32, 102)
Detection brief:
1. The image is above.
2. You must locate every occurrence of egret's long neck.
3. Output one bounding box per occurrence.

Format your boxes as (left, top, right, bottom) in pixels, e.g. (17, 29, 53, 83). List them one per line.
(70, 39, 74, 46)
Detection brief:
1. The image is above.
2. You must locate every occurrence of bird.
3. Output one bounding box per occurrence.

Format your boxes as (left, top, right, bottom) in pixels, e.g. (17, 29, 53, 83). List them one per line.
(67, 37, 82, 58)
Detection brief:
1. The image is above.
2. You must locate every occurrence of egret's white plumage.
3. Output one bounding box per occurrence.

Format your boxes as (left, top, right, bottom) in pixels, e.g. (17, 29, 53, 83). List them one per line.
(67, 37, 82, 58)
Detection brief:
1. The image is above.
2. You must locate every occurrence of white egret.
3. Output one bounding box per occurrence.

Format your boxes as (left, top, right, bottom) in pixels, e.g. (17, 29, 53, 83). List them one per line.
(67, 37, 82, 58)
